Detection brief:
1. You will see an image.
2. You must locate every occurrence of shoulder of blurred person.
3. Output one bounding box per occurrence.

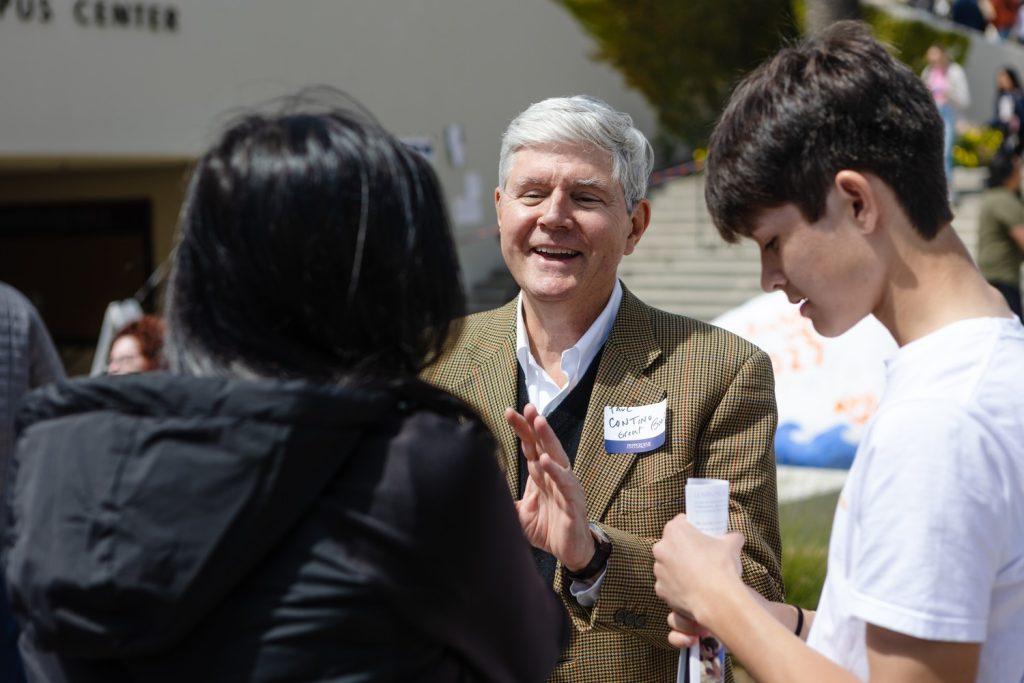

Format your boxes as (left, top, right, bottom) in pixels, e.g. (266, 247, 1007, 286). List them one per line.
(0, 282, 65, 395)
(953, 0, 991, 30)
(0, 282, 63, 683)
(0, 281, 64, 477)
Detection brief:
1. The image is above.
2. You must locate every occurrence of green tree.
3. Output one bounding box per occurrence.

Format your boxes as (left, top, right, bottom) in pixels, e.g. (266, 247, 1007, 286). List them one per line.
(557, 1, 968, 159)
(555, 0, 797, 157)
(861, 5, 969, 72)
(795, 0, 969, 69)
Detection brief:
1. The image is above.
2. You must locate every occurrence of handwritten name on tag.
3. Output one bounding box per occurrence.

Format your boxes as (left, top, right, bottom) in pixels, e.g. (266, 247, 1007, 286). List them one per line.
(603, 399, 667, 454)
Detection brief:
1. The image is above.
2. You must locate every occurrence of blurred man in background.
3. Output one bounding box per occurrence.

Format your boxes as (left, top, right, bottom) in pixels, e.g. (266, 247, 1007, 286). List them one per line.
(0, 281, 64, 683)
(978, 150, 1024, 320)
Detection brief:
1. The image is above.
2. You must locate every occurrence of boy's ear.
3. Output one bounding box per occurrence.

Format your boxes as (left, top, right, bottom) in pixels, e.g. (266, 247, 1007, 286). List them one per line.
(834, 170, 880, 235)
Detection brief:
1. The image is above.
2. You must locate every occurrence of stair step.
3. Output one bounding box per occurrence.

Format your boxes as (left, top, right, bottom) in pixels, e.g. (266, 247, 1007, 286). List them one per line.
(619, 260, 761, 275)
(641, 302, 738, 322)
(621, 272, 761, 289)
(637, 237, 746, 250)
(628, 248, 758, 262)
(627, 287, 757, 305)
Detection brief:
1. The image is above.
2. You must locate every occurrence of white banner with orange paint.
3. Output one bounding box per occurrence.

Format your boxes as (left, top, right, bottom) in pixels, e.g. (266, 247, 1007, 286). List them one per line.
(712, 292, 898, 469)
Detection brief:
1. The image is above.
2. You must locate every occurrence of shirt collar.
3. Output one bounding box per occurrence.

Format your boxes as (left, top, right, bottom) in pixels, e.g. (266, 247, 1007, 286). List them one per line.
(515, 280, 623, 380)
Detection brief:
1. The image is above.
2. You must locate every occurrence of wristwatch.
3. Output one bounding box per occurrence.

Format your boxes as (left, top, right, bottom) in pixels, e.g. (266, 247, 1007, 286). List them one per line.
(565, 522, 613, 582)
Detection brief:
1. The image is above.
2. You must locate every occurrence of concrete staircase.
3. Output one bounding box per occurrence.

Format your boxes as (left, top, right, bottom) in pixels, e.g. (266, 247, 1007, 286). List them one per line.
(462, 167, 986, 321)
(619, 173, 759, 321)
(620, 168, 987, 322)
(950, 167, 986, 261)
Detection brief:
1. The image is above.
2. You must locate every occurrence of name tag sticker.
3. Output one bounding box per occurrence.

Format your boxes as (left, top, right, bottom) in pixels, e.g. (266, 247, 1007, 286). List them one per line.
(603, 400, 667, 454)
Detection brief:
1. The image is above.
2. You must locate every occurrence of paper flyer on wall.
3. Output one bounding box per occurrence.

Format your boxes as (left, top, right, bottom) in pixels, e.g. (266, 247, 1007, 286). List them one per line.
(676, 478, 729, 683)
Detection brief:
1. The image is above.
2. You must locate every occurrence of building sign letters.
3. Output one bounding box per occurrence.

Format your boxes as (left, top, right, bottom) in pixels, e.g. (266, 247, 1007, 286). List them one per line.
(0, 0, 179, 32)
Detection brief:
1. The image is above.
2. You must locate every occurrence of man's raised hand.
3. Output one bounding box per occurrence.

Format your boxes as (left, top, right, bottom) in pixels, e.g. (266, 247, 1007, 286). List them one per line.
(505, 404, 596, 572)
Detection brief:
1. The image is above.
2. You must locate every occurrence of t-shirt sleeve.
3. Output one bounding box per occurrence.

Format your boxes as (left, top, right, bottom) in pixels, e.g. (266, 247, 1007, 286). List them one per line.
(990, 192, 1024, 232)
(846, 400, 1007, 643)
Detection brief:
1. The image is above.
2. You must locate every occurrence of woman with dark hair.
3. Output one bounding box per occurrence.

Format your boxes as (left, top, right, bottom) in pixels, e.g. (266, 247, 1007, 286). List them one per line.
(990, 65, 1024, 154)
(5, 106, 567, 681)
(106, 315, 166, 374)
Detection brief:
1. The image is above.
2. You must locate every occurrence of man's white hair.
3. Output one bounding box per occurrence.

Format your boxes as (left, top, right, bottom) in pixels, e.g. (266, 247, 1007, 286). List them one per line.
(498, 95, 654, 213)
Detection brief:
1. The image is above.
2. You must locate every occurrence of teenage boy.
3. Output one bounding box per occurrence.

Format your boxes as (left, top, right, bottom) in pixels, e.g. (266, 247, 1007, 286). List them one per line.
(651, 21, 1024, 683)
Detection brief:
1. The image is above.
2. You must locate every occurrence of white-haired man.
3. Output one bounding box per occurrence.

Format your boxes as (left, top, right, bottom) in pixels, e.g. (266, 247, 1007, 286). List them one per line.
(424, 96, 783, 682)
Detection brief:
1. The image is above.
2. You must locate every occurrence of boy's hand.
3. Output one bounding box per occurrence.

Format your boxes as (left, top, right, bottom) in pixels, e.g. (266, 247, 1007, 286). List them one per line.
(666, 610, 712, 649)
(653, 513, 745, 625)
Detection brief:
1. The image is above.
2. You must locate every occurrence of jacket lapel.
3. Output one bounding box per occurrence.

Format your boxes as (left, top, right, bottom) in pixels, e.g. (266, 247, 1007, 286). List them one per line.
(574, 286, 665, 521)
(450, 299, 521, 496)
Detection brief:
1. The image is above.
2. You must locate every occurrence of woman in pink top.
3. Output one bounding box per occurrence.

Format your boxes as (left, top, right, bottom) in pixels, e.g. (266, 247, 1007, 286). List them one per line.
(921, 45, 971, 200)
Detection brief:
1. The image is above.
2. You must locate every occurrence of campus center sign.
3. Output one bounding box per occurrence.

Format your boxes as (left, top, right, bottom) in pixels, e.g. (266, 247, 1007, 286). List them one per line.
(0, 0, 179, 32)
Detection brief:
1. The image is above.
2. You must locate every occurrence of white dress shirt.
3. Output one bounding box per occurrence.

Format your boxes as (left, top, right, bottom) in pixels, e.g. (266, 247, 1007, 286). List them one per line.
(514, 280, 622, 606)
(515, 281, 622, 416)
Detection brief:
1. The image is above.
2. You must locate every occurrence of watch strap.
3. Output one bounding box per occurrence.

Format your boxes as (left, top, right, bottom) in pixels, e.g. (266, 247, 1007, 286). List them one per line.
(565, 522, 613, 582)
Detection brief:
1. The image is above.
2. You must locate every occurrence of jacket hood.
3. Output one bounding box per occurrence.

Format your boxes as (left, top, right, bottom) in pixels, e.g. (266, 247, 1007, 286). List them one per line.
(4, 373, 408, 659)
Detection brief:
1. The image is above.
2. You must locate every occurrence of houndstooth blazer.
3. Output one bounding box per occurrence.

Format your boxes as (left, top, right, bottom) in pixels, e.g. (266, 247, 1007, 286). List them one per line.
(423, 285, 783, 683)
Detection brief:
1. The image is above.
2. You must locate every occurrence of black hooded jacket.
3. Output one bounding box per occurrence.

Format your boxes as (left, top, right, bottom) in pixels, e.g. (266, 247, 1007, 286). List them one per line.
(4, 374, 567, 682)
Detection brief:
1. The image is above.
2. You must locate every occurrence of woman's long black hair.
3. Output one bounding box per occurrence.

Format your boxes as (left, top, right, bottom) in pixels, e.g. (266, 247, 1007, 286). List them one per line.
(166, 101, 465, 382)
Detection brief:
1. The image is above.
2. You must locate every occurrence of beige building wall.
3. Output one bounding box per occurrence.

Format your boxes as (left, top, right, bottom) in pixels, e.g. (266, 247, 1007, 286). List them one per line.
(0, 0, 657, 287)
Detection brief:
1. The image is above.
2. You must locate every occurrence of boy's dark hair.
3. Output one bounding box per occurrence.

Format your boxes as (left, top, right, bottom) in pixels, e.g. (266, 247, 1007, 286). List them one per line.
(705, 20, 952, 242)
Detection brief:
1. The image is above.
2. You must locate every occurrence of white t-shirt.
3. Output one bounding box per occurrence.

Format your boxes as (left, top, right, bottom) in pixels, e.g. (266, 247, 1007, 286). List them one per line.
(806, 317, 1024, 682)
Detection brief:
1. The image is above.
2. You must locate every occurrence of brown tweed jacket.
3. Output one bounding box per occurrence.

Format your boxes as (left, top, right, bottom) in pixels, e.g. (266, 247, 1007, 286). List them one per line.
(423, 286, 783, 683)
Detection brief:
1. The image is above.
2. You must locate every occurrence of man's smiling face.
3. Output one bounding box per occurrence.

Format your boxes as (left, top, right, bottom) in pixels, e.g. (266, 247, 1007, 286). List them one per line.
(496, 142, 646, 310)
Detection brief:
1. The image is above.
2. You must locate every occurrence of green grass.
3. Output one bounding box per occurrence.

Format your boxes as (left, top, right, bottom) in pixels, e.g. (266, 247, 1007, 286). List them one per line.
(735, 490, 840, 682)
(779, 489, 840, 609)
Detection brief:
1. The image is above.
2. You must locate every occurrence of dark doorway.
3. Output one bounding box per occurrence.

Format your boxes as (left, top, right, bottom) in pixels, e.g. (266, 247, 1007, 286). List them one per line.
(0, 200, 153, 375)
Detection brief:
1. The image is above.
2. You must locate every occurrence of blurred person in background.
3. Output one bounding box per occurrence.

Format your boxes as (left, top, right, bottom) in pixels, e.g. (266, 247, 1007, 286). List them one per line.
(989, 66, 1024, 153)
(1013, 6, 1024, 41)
(951, 0, 992, 31)
(106, 315, 166, 375)
(991, 0, 1022, 38)
(4, 104, 567, 682)
(922, 44, 970, 201)
(0, 281, 64, 683)
(0, 282, 64, 496)
(978, 149, 1024, 319)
